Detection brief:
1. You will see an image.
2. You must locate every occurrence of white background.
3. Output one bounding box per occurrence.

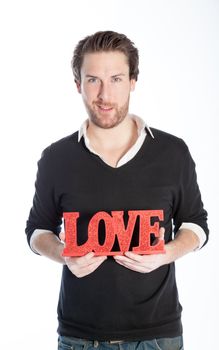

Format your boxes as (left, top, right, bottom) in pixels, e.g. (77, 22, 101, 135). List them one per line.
(0, 0, 218, 349)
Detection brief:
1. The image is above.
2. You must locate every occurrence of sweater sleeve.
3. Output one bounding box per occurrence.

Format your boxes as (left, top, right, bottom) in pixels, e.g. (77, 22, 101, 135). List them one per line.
(25, 146, 62, 250)
(173, 146, 209, 247)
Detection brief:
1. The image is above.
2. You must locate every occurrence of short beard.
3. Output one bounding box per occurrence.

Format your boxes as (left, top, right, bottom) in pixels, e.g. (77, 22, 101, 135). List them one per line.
(84, 98, 130, 129)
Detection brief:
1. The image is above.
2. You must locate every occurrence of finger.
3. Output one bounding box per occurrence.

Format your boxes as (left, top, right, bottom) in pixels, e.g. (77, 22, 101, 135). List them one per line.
(114, 253, 160, 270)
(65, 253, 107, 268)
(68, 252, 95, 266)
(75, 258, 107, 278)
(59, 231, 65, 242)
(64, 252, 94, 266)
(114, 253, 142, 264)
(80, 253, 107, 267)
(152, 227, 165, 246)
(88, 258, 107, 271)
(83, 251, 95, 262)
(115, 259, 150, 273)
(159, 227, 165, 240)
(114, 252, 143, 262)
(124, 251, 143, 261)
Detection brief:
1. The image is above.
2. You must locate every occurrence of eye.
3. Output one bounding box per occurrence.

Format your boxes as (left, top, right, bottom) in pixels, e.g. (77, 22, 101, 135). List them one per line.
(112, 77, 122, 83)
(87, 77, 97, 83)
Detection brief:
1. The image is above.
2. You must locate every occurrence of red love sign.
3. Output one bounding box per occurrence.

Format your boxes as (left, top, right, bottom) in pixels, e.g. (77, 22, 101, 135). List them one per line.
(62, 209, 165, 256)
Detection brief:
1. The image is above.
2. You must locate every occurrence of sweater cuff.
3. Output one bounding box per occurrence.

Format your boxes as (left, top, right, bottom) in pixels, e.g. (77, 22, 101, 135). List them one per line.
(179, 222, 207, 250)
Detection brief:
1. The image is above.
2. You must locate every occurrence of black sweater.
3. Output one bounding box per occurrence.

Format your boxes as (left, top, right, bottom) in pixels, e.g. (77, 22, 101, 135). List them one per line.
(25, 128, 209, 341)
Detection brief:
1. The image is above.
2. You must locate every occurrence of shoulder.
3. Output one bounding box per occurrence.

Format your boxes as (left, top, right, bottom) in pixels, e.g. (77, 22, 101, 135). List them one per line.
(50, 131, 78, 151)
(42, 131, 78, 155)
(150, 127, 189, 156)
(38, 131, 79, 167)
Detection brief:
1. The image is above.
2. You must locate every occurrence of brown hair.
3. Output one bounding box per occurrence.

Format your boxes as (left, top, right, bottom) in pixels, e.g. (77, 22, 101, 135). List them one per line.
(71, 30, 139, 82)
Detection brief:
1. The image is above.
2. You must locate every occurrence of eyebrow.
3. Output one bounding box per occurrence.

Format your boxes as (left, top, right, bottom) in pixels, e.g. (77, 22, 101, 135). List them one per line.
(85, 75, 98, 79)
(85, 73, 126, 79)
(111, 73, 126, 78)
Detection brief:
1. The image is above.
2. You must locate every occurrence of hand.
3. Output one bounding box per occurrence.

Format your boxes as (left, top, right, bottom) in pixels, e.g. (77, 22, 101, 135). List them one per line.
(113, 227, 168, 273)
(64, 253, 107, 278)
(59, 231, 107, 278)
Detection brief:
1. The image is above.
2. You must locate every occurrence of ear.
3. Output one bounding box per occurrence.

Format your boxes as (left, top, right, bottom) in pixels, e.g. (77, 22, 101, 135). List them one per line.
(130, 79, 136, 92)
(75, 80, 81, 94)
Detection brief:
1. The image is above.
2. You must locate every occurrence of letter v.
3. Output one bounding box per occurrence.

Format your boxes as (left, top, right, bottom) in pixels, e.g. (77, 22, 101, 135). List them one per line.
(111, 211, 138, 253)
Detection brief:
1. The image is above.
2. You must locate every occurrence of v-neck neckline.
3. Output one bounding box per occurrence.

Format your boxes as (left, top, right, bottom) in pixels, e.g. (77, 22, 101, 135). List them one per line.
(79, 127, 153, 172)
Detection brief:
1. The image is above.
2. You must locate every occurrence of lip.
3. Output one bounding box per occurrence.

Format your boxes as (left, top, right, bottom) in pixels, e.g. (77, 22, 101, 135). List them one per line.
(97, 105, 113, 112)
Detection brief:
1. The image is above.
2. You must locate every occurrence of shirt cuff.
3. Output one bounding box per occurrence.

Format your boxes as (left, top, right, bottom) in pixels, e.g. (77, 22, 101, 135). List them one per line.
(179, 222, 207, 250)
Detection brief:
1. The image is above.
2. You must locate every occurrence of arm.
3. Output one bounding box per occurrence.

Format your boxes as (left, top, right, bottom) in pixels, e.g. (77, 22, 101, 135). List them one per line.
(114, 145, 208, 273)
(165, 228, 199, 261)
(30, 230, 65, 264)
(114, 227, 200, 273)
(31, 230, 107, 277)
(26, 147, 107, 277)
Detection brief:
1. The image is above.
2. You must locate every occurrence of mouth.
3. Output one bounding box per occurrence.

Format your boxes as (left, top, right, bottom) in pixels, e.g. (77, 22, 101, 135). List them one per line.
(97, 105, 114, 112)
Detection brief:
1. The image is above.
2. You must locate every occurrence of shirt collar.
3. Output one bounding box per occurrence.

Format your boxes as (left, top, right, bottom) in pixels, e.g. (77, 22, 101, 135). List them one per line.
(78, 114, 154, 142)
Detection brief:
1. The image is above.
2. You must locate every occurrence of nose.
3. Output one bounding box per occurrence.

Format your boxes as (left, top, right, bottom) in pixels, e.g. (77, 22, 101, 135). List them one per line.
(97, 81, 112, 101)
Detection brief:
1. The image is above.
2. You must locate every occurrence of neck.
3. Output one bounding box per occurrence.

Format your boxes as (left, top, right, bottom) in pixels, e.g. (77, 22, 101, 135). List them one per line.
(86, 114, 138, 151)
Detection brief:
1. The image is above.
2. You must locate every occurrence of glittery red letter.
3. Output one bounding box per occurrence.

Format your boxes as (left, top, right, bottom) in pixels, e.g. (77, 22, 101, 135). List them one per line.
(62, 212, 91, 256)
(111, 210, 138, 253)
(132, 210, 164, 254)
(88, 211, 115, 255)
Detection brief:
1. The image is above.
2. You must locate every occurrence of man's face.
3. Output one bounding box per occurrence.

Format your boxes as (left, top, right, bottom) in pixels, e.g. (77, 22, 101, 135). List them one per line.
(76, 51, 136, 129)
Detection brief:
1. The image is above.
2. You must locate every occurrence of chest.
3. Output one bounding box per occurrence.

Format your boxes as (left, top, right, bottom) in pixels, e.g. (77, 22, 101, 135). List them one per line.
(99, 151, 124, 167)
(57, 158, 176, 222)
(92, 143, 135, 168)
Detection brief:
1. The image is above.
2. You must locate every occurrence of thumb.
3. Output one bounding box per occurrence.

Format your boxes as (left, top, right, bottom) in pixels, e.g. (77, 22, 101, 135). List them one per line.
(159, 227, 165, 240)
(152, 227, 165, 246)
(59, 231, 66, 242)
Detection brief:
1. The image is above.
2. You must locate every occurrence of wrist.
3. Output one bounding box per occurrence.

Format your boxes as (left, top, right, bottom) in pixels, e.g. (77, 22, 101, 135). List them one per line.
(164, 243, 177, 264)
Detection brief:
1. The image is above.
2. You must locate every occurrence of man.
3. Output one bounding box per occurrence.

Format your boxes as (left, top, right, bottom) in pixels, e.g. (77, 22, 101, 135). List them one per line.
(26, 31, 209, 350)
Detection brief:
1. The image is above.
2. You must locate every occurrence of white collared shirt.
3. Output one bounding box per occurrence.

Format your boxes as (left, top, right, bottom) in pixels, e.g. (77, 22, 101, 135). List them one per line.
(78, 114, 154, 168)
